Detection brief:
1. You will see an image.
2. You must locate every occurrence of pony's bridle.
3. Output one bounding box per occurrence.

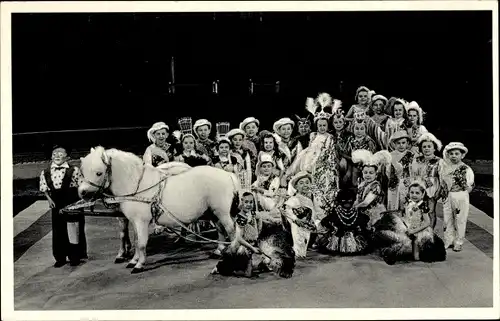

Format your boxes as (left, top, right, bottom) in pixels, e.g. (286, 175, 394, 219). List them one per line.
(81, 160, 113, 200)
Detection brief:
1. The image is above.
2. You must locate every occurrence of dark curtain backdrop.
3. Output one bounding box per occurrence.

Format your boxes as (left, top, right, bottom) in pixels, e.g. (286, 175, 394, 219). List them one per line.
(11, 11, 493, 158)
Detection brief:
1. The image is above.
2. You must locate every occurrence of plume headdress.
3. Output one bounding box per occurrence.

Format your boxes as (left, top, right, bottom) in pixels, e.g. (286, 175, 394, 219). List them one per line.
(352, 149, 392, 177)
(305, 93, 343, 123)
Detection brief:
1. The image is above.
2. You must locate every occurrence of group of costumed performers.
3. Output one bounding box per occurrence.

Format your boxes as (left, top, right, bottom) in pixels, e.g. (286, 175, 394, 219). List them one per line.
(96, 84, 474, 277)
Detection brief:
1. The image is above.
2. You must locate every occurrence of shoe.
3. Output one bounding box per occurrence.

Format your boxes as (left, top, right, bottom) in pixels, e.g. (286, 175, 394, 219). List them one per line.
(70, 260, 81, 267)
(453, 244, 463, 252)
(54, 261, 66, 268)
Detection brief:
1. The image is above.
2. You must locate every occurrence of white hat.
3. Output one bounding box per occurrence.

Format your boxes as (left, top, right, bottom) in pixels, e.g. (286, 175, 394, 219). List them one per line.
(417, 132, 443, 151)
(239, 117, 260, 131)
(227, 128, 246, 140)
(147, 122, 170, 143)
(273, 117, 295, 133)
(406, 101, 425, 124)
(443, 142, 468, 158)
(289, 171, 313, 189)
(371, 94, 388, 104)
(193, 119, 212, 137)
(216, 136, 231, 146)
(390, 130, 411, 143)
(255, 153, 276, 176)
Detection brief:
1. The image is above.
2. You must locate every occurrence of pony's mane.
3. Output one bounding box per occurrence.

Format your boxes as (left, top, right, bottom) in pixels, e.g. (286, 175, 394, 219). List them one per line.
(106, 148, 143, 165)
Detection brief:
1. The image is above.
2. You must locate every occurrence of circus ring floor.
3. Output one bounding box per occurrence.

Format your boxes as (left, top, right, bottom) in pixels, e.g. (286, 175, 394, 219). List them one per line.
(13, 201, 494, 310)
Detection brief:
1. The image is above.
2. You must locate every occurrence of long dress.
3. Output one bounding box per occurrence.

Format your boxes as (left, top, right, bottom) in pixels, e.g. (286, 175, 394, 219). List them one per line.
(316, 205, 370, 255)
(410, 155, 445, 200)
(283, 193, 319, 258)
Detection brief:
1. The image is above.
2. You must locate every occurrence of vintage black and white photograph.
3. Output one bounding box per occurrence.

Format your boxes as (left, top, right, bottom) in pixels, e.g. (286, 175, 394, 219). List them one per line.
(2, 1, 499, 320)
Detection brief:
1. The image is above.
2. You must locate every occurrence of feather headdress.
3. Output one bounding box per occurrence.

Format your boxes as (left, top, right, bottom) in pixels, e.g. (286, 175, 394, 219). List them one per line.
(406, 101, 425, 125)
(305, 97, 316, 116)
(417, 132, 442, 151)
(352, 149, 392, 176)
(306, 93, 343, 122)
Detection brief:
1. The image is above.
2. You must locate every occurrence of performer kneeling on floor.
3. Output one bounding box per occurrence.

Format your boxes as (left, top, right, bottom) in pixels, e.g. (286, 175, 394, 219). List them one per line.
(316, 188, 371, 255)
(212, 192, 295, 278)
(39, 145, 87, 267)
(373, 179, 446, 265)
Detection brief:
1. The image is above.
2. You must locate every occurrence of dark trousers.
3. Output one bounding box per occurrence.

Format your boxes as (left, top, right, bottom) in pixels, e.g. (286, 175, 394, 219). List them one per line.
(52, 208, 87, 263)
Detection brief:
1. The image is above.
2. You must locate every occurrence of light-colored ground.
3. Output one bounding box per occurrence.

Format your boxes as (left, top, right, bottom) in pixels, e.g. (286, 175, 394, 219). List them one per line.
(13, 201, 494, 310)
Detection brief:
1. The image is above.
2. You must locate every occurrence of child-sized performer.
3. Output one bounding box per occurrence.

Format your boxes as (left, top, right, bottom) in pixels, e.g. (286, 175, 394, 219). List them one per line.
(193, 119, 217, 160)
(273, 117, 301, 166)
(316, 188, 370, 255)
(439, 142, 475, 252)
(283, 171, 320, 258)
(251, 153, 282, 211)
(373, 180, 446, 265)
(352, 149, 391, 229)
(405, 101, 429, 154)
(387, 131, 415, 211)
(143, 121, 179, 167)
(239, 117, 261, 151)
(345, 116, 377, 187)
(294, 114, 312, 149)
(258, 131, 289, 179)
(173, 132, 212, 167)
(213, 137, 242, 174)
(345, 86, 374, 120)
(228, 128, 255, 181)
(369, 94, 390, 132)
(39, 145, 87, 267)
(385, 98, 409, 150)
(411, 133, 446, 228)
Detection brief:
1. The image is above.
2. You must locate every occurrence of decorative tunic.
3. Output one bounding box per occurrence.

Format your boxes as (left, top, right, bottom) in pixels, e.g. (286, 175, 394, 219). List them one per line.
(213, 154, 241, 174)
(388, 150, 415, 210)
(407, 125, 429, 154)
(283, 193, 319, 258)
(174, 150, 212, 167)
(439, 161, 475, 193)
(39, 162, 82, 193)
(143, 144, 174, 167)
(411, 155, 443, 199)
(346, 136, 377, 154)
(252, 173, 281, 211)
(196, 139, 217, 161)
(356, 180, 386, 228)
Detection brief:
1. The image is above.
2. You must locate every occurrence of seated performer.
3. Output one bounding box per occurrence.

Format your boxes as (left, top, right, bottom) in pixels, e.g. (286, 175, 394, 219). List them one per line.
(373, 180, 446, 265)
(316, 188, 371, 255)
(143, 121, 179, 167)
(283, 171, 320, 259)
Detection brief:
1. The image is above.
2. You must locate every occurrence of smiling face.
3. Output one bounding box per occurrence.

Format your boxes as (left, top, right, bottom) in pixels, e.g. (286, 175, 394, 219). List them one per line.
(278, 124, 293, 140)
(260, 162, 274, 175)
(408, 110, 419, 125)
(420, 141, 436, 157)
(393, 104, 405, 119)
(357, 90, 369, 105)
(218, 142, 230, 156)
(362, 166, 377, 182)
(244, 122, 258, 137)
(182, 136, 195, 152)
(316, 119, 329, 134)
(395, 137, 409, 152)
(447, 149, 464, 164)
(295, 177, 312, 195)
(263, 137, 275, 151)
(231, 134, 244, 149)
(298, 121, 311, 136)
(51, 147, 67, 166)
(332, 117, 345, 132)
(154, 128, 168, 147)
(409, 185, 424, 202)
(196, 125, 210, 140)
(353, 122, 367, 138)
(372, 99, 385, 115)
(241, 194, 255, 213)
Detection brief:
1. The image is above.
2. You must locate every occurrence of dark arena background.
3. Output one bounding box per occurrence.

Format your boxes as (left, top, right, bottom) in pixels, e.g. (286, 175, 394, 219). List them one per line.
(12, 11, 493, 215)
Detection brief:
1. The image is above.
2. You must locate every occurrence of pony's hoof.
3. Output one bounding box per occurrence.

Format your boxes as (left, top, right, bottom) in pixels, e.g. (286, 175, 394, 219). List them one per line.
(126, 263, 136, 269)
(114, 257, 127, 264)
(131, 267, 144, 274)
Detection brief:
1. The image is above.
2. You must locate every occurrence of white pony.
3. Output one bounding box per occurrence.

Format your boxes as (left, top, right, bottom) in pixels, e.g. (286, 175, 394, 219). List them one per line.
(78, 146, 255, 273)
